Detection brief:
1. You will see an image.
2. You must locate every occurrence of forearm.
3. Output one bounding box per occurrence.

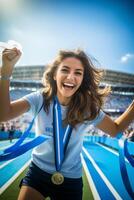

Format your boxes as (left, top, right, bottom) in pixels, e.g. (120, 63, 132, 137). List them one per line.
(114, 100, 134, 133)
(0, 78, 11, 121)
(0, 48, 21, 122)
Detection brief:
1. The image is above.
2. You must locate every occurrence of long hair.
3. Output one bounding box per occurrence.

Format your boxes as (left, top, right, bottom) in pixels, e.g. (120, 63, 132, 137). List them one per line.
(42, 49, 110, 127)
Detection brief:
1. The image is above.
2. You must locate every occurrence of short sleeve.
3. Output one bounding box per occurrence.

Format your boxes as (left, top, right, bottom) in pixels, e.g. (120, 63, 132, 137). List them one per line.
(86, 110, 106, 127)
(22, 91, 43, 116)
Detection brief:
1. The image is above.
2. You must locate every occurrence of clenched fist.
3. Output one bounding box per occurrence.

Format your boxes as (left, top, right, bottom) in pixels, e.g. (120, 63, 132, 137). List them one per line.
(1, 48, 22, 77)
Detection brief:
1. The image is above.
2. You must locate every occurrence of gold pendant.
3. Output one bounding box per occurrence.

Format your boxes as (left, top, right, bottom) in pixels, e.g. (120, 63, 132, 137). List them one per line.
(51, 172, 64, 185)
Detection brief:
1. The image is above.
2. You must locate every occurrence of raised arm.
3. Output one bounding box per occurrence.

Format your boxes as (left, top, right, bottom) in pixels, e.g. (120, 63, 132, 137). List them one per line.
(0, 48, 30, 122)
(97, 100, 134, 137)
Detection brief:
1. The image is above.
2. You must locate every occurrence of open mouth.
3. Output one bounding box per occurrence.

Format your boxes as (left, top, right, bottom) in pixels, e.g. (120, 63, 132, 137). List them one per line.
(62, 82, 75, 89)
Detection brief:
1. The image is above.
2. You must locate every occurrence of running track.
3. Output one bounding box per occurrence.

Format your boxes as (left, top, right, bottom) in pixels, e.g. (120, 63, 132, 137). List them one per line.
(0, 137, 134, 200)
(82, 139, 134, 200)
(0, 140, 31, 194)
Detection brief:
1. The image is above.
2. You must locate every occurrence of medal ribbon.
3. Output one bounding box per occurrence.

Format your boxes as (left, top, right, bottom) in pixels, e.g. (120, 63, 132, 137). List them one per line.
(0, 102, 50, 162)
(53, 97, 73, 171)
(118, 135, 134, 199)
(4, 103, 44, 153)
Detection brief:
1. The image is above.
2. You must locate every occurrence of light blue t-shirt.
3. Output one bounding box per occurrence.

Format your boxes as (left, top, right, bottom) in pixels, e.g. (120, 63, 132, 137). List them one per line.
(23, 91, 105, 178)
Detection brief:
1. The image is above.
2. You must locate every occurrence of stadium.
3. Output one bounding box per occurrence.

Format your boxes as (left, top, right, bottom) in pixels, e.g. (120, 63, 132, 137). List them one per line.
(0, 65, 134, 200)
(11, 65, 134, 117)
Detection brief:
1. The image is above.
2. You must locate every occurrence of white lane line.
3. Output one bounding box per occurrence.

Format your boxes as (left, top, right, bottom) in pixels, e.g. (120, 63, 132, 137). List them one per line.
(0, 139, 31, 151)
(0, 160, 31, 195)
(0, 144, 16, 169)
(0, 159, 16, 169)
(0, 143, 21, 169)
(96, 142, 129, 163)
(0, 144, 13, 151)
(81, 154, 101, 200)
(82, 147, 123, 200)
(0, 140, 33, 169)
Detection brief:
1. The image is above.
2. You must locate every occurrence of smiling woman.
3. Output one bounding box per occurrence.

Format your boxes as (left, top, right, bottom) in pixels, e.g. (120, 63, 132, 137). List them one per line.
(54, 57, 84, 105)
(42, 49, 109, 127)
(0, 47, 134, 200)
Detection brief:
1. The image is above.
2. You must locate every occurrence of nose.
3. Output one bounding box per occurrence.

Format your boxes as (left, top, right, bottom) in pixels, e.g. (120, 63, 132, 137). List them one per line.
(66, 72, 75, 80)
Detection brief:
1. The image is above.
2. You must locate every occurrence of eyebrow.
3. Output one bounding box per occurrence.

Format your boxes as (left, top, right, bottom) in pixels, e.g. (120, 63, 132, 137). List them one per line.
(62, 65, 84, 72)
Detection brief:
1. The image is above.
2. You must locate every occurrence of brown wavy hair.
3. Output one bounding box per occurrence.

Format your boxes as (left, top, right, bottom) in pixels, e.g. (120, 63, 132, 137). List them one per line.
(42, 49, 110, 127)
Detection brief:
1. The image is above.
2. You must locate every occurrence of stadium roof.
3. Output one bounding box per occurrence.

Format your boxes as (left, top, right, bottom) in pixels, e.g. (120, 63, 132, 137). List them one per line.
(13, 65, 134, 86)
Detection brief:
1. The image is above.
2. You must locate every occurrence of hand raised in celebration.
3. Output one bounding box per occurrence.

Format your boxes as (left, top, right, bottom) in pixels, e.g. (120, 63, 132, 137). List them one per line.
(1, 48, 22, 77)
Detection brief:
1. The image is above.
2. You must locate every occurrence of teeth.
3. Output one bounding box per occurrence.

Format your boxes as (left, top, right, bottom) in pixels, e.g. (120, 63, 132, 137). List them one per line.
(64, 83, 74, 87)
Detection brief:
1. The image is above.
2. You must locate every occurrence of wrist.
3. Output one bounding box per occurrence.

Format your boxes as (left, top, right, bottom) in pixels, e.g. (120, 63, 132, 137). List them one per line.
(0, 75, 11, 80)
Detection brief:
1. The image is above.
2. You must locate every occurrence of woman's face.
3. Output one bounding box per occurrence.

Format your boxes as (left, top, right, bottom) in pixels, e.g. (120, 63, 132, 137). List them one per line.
(54, 57, 84, 105)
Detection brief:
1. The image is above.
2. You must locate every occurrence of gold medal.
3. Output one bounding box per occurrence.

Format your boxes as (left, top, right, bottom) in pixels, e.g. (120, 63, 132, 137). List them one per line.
(51, 172, 64, 185)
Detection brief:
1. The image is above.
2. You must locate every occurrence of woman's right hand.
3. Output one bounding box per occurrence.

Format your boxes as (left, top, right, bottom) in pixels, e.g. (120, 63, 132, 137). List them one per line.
(1, 48, 22, 77)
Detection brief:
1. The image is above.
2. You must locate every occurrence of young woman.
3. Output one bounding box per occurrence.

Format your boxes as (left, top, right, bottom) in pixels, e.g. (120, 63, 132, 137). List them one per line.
(0, 48, 133, 200)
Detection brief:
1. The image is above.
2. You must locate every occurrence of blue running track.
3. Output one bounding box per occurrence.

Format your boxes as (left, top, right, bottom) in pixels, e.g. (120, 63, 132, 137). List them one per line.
(0, 137, 134, 200)
(0, 140, 32, 194)
(82, 140, 134, 200)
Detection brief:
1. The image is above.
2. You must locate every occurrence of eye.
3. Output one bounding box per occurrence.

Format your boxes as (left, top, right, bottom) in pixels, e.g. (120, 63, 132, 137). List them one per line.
(61, 68, 69, 73)
(75, 71, 83, 76)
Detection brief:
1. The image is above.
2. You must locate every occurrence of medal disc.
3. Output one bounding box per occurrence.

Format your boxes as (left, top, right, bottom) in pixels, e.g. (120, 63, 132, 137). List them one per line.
(51, 172, 64, 185)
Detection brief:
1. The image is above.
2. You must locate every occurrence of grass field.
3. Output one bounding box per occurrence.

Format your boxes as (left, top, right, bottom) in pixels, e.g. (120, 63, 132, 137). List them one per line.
(0, 167, 93, 200)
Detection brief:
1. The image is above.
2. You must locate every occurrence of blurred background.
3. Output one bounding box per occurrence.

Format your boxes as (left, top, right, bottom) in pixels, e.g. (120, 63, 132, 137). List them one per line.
(0, 0, 134, 73)
(0, 1, 134, 199)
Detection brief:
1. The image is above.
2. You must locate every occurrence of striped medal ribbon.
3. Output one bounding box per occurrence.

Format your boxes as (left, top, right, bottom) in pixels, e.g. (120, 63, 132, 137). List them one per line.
(52, 97, 72, 185)
(118, 135, 134, 199)
(0, 102, 50, 161)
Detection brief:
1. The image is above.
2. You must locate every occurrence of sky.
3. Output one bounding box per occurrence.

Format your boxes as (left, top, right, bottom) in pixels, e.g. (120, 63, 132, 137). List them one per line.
(0, 0, 134, 74)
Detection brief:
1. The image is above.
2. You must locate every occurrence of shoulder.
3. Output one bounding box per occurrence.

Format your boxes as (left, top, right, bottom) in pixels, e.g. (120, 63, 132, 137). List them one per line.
(23, 90, 43, 103)
(22, 90, 44, 114)
(87, 109, 106, 127)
